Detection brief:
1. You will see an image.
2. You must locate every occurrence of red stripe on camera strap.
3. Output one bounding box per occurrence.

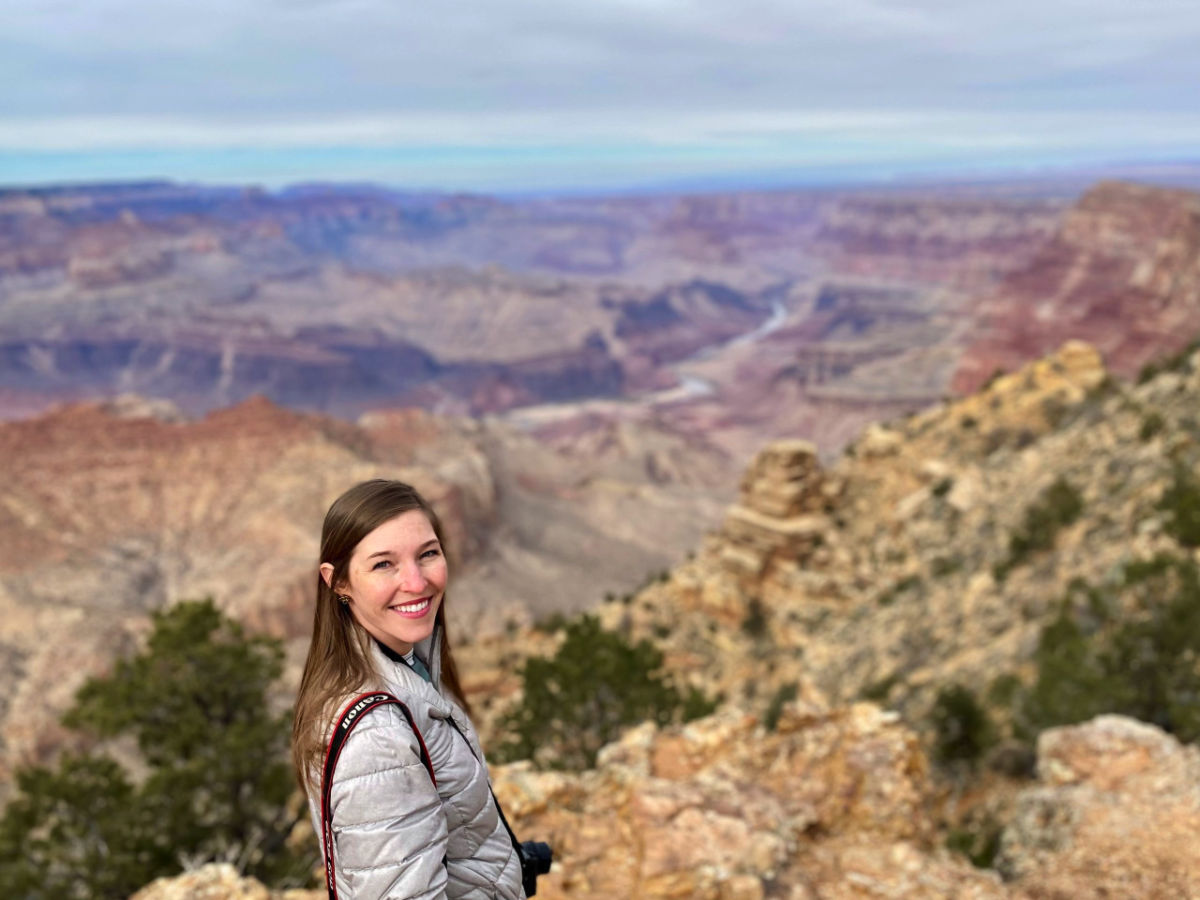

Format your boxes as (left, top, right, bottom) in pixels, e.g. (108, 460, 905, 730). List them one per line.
(320, 691, 436, 900)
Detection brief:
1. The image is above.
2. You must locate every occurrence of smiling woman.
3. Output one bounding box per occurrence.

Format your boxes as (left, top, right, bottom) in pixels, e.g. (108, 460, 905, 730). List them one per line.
(322, 510, 448, 656)
(291, 480, 534, 899)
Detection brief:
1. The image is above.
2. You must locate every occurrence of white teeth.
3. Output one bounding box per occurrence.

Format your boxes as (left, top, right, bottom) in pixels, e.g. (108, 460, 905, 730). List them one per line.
(393, 599, 430, 613)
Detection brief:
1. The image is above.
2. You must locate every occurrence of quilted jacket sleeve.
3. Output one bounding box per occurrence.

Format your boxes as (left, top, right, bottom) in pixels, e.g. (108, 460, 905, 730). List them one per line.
(327, 704, 449, 900)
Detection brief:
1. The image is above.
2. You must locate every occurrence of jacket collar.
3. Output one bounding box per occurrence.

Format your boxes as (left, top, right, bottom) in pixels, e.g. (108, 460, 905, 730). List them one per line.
(367, 621, 445, 701)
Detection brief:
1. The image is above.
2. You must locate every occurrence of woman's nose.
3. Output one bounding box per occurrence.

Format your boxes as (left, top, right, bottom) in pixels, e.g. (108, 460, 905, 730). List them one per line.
(398, 561, 428, 593)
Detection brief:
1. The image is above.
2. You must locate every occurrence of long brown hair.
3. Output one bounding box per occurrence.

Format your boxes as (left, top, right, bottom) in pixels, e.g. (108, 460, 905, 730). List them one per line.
(291, 479, 471, 789)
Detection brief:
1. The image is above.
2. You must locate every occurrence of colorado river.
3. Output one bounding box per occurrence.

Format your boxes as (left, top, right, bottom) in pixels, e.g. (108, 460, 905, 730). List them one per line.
(503, 286, 792, 426)
(648, 291, 791, 400)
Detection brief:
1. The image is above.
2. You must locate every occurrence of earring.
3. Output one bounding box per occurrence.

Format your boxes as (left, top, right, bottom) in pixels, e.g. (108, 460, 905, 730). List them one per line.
(337, 594, 351, 605)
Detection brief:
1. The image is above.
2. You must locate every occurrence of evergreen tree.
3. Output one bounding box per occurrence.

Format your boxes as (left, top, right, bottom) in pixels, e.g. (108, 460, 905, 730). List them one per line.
(0, 599, 309, 898)
(1015, 555, 1200, 744)
(496, 615, 710, 770)
(930, 684, 996, 768)
(0, 755, 167, 899)
(1016, 602, 1115, 740)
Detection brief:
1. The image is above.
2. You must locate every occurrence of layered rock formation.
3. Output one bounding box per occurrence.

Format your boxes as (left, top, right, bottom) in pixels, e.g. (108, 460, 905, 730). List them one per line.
(0, 178, 1071, 438)
(0, 182, 794, 419)
(953, 181, 1200, 392)
(6, 178, 1198, 446)
(661, 180, 1200, 462)
(813, 192, 1062, 291)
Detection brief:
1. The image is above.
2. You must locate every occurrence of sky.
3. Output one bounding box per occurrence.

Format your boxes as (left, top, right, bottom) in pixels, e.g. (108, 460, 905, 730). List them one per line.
(2, 0, 1199, 192)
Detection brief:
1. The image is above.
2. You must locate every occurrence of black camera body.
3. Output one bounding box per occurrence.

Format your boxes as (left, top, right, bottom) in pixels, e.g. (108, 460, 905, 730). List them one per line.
(517, 840, 552, 896)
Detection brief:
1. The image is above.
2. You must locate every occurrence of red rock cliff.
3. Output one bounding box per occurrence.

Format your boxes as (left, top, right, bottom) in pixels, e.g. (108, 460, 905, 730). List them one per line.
(953, 181, 1200, 393)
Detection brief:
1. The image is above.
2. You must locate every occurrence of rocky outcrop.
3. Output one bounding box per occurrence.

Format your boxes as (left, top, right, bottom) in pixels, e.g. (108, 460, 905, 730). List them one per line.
(130, 863, 319, 900)
(494, 702, 1015, 900)
(719, 439, 841, 576)
(594, 338, 1186, 736)
(123, 335, 1200, 898)
(999, 715, 1200, 898)
(954, 181, 1200, 393)
(131, 710, 1200, 900)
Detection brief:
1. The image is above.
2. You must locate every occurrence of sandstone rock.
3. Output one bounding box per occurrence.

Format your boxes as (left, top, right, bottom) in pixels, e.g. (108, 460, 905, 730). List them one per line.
(790, 838, 1023, 899)
(857, 423, 904, 458)
(129, 863, 319, 900)
(999, 716, 1200, 898)
(719, 440, 837, 577)
(493, 703, 938, 899)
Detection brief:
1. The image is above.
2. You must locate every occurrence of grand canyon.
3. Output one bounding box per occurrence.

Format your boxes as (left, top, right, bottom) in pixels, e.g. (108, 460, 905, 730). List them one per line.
(4, 172, 1200, 897)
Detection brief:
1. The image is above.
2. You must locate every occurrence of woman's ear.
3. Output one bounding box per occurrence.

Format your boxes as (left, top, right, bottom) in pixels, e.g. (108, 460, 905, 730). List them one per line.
(319, 563, 336, 590)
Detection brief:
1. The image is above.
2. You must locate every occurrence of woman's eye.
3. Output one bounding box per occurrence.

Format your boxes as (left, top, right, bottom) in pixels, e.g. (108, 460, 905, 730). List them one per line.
(420, 547, 442, 560)
(372, 560, 392, 571)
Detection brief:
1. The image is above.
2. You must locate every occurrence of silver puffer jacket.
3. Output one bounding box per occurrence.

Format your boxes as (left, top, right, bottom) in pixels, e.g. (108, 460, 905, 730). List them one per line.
(308, 630, 525, 899)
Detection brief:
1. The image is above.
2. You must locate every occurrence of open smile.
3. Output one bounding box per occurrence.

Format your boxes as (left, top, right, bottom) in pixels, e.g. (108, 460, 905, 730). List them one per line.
(389, 597, 433, 619)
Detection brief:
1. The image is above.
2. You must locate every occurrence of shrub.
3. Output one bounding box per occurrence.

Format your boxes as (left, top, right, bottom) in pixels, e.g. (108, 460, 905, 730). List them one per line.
(741, 596, 768, 638)
(929, 684, 997, 768)
(982, 368, 1008, 390)
(533, 612, 570, 634)
(1138, 336, 1200, 384)
(1158, 463, 1200, 548)
(681, 686, 721, 722)
(930, 555, 962, 578)
(0, 600, 308, 898)
(1015, 602, 1114, 740)
(994, 477, 1083, 580)
(877, 574, 922, 607)
(763, 682, 799, 732)
(946, 814, 1003, 869)
(1016, 555, 1200, 744)
(986, 673, 1022, 708)
(0, 755, 161, 899)
(495, 615, 715, 770)
(861, 673, 901, 705)
(1139, 411, 1166, 441)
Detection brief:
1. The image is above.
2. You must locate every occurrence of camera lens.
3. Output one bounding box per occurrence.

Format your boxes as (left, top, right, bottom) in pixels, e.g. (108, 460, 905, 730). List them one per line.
(524, 841, 552, 875)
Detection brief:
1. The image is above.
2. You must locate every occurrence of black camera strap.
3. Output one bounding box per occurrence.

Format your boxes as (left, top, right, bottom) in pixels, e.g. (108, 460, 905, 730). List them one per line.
(320, 691, 435, 900)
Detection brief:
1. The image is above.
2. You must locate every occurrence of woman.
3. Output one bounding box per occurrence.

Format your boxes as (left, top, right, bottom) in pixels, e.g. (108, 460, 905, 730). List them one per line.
(292, 479, 525, 899)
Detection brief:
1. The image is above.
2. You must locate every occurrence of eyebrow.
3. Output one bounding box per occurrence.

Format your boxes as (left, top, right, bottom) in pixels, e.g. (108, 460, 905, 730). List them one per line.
(365, 539, 440, 560)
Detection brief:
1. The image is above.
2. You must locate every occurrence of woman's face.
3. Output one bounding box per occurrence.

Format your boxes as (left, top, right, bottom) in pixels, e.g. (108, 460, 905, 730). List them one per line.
(323, 509, 447, 656)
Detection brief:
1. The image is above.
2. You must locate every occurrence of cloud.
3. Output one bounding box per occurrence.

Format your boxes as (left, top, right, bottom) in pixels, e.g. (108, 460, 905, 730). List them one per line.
(3, 0, 1198, 116)
(4, 108, 1200, 154)
(1, 0, 1198, 186)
